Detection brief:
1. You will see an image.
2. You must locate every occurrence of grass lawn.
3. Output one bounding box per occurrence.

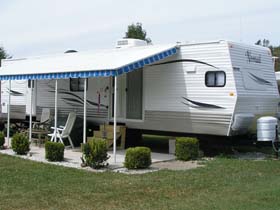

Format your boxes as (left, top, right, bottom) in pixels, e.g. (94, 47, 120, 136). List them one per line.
(1, 154, 280, 210)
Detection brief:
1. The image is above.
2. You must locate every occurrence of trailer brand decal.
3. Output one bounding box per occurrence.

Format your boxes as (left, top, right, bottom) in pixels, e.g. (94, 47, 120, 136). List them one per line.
(182, 97, 225, 109)
(248, 73, 272, 86)
(245, 50, 261, 63)
(61, 97, 84, 106)
(150, 59, 218, 69)
(48, 88, 108, 109)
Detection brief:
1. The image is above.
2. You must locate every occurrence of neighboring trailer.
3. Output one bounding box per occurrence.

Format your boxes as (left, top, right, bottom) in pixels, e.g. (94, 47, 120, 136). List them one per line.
(0, 80, 36, 119)
(1, 40, 279, 137)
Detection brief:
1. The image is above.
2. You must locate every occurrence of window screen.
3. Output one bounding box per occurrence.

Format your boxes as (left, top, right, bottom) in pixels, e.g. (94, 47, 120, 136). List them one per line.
(70, 78, 88, 91)
(205, 71, 226, 87)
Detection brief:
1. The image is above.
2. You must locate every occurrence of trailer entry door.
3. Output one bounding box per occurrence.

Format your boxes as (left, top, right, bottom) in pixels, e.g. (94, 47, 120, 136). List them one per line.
(126, 68, 143, 120)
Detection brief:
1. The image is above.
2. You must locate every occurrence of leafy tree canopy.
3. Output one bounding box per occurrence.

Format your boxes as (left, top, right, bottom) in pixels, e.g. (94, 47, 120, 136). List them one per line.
(273, 47, 280, 72)
(0, 46, 10, 60)
(255, 39, 270, 47)
(125, 22, 152, 43)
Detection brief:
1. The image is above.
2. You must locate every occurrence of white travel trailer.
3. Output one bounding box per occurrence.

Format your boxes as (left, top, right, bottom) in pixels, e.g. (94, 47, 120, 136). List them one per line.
(0, 39, 279, 139)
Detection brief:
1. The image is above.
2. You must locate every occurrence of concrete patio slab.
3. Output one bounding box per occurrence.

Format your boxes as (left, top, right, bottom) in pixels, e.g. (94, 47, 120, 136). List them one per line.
(0, 145, 175, 171)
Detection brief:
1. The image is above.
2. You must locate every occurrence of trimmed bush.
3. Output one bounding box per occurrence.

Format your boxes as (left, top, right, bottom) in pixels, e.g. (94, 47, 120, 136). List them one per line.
(82, 137, 109, 169)
(45, 141, 65, 161)
(175, 137, 199, 161)
(124, 147, 151, 169)
(4, 127, 16, 137)
(11, 133, 30, 155)
(0, 131, 5, 149)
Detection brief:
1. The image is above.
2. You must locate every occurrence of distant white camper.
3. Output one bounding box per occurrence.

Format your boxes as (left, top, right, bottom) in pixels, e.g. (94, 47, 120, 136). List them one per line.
(0, 80, 36, 119)
(0, 39, 279, 137)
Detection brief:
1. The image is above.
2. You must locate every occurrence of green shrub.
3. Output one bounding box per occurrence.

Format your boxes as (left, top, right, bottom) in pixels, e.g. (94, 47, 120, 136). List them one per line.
(175, 137, 199, 161)
(124, 147, 151, 169)
(45, 141, 65, 161)
(82, 137, 109, 169)
(0, 131, 5, 149)
(4, 127, 16, 137)
(11, 133, 30, 155)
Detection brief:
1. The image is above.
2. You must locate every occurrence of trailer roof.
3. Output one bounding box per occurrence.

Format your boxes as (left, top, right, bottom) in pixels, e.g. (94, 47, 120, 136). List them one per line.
(0, 44, 178, 80)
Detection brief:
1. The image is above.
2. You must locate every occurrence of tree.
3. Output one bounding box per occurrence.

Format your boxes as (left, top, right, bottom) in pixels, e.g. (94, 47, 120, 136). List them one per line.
(125, 22, 152, 43)
(273, 46, 280, 72)
(0, 47, 10, 60)
(255, 39, 270, 47)
(255, 40, 261, 46)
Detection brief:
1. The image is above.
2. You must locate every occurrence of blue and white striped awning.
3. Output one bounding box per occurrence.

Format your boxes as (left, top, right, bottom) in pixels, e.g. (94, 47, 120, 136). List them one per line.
(0, 44, 178, 80)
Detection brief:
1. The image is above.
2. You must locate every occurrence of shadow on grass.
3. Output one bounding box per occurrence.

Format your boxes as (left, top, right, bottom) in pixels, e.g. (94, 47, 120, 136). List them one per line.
(141, 134, 275, 160)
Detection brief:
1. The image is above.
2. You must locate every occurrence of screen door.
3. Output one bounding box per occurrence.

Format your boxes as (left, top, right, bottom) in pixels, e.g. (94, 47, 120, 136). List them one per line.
(126, 68, 143, 120)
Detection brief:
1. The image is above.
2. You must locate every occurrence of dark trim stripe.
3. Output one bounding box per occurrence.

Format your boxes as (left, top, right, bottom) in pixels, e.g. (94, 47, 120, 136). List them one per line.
(248, 73, 272, 86)
(61, 97, 83, 105)
(49, 89, 108, 108)
(150, 59, 218, 69)
(182, 97, 225, 109)
(7, 88, 24, 96)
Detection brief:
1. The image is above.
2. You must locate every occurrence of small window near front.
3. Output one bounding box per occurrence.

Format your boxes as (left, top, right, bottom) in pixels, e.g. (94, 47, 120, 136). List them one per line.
(28, 80, 34, 88)
(205, 71, 226, 87)
(70, 78, 88, 91)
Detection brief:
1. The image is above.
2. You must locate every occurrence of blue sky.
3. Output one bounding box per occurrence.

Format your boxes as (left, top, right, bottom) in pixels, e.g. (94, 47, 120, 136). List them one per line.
(0, 0, 279, 58)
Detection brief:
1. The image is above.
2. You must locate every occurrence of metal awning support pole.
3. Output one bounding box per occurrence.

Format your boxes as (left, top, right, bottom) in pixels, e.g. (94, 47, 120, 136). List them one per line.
(7, 80, 11, 147)
(54, 79, 58, 141)
(83, 78, 87, 144)
(29, 80, 33, 142)
(113, 76, 117, 163)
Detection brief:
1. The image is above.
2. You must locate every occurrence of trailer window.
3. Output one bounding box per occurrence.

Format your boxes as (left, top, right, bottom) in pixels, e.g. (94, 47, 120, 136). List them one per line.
(28, 80, 34, 88)
(205, 71, 226, 87)
(70, 78, 88, 91)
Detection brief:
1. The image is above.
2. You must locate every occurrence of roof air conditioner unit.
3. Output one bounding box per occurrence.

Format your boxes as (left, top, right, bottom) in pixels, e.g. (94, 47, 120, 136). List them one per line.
(116, 38, 147, 49)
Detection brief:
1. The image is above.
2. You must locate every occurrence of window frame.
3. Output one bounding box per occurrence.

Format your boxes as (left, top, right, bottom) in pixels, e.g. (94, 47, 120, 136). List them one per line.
(69, 78, 88, 92)
(205, 71, 226, 87)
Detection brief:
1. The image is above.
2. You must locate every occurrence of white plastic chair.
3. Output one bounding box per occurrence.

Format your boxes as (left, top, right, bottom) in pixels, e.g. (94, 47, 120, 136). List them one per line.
(48, 112, 76, 148)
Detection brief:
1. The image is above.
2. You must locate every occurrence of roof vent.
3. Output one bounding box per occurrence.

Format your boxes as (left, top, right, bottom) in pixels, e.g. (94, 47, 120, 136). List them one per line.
(116, 38, 147, 49)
